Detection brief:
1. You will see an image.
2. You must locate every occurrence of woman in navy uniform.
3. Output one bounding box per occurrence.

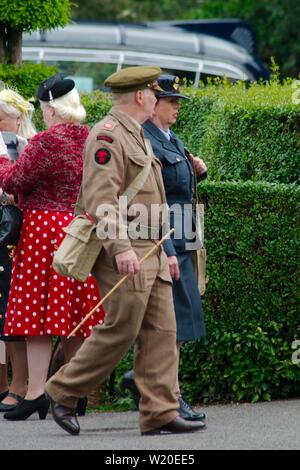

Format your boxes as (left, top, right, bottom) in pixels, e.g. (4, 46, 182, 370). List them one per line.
(122, 75, 207, 420)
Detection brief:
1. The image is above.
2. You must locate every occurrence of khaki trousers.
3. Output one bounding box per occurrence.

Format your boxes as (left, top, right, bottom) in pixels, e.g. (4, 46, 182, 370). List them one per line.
(45, 240, 179, 432)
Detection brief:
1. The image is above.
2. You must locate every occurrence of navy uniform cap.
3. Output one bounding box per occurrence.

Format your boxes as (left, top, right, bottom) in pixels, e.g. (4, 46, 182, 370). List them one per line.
(37, 73, 75, 102)
(156, 75, 189, 100)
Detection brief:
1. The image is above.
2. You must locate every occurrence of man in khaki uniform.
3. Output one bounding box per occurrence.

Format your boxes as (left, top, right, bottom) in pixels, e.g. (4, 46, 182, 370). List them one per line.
(45, 66, 206, 436)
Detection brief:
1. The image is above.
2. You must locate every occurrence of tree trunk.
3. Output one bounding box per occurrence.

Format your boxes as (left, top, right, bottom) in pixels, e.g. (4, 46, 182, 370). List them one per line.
(7, 27, 23, 66)
(0, 24, 6, 63)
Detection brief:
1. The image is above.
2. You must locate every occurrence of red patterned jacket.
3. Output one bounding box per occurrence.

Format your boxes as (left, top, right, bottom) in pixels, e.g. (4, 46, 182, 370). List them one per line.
(0, 123, 89, 212)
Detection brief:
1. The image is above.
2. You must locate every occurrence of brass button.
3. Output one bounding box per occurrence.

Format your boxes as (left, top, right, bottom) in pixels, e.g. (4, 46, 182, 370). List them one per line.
(0, 266, 4, 272)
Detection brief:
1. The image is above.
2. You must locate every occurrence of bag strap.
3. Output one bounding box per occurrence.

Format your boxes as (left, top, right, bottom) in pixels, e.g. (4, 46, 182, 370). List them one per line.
(75, 144, 153, 217)
(1, 181, 8, 205)
(184, 148, 205, 246)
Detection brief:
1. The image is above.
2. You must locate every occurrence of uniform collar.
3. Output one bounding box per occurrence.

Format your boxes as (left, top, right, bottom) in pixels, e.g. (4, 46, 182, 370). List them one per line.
(109, 108, 142, 137)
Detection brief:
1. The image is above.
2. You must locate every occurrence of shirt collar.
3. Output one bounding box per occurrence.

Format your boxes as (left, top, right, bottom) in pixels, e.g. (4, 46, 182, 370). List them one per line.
(158, 127, 171, 141)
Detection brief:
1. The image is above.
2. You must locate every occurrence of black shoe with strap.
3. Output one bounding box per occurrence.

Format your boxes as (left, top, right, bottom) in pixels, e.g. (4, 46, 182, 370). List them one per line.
(0, 392, 24, 412)
(3, 394, 49, 421)
(0, 390, 9, 402)
(178, 396, 206, 421)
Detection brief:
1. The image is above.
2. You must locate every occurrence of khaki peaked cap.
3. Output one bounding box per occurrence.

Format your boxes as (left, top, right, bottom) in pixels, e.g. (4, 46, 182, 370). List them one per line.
(104, 66, 163, 93)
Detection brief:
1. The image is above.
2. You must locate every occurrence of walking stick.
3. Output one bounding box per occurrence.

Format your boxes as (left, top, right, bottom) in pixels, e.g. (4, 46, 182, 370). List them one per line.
(67, 228, 175, 339)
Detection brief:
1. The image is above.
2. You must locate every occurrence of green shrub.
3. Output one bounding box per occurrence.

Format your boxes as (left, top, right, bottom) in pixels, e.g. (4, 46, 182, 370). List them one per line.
(179, 181, 300, 403)
(174, 80, 300, 184)
(111, 181, 299, 405)
(0, 63, 58, 99)
(81, 91, 112, 127)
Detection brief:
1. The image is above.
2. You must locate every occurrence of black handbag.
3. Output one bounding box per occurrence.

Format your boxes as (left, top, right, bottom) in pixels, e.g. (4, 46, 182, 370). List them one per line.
(0, 183, 23, 246)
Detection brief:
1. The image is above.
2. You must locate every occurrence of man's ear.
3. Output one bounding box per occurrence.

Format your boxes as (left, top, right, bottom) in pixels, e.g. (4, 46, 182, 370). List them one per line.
(135, 90, 144, 105)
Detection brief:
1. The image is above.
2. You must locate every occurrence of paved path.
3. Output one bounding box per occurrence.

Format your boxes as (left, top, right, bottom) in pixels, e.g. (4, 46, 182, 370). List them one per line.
(1, 399, 299, 450)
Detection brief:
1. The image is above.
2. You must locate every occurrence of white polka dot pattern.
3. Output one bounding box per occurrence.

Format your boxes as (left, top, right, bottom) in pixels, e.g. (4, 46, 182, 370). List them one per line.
(3, 209, 105, 338)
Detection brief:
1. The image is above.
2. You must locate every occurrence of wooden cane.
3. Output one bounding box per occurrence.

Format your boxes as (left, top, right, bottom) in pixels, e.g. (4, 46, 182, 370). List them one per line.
(67, 228, 175, 338)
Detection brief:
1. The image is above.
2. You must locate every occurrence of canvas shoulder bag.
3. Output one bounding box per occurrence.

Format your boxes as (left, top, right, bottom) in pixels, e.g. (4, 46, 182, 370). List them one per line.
(52, 156, 152, 282)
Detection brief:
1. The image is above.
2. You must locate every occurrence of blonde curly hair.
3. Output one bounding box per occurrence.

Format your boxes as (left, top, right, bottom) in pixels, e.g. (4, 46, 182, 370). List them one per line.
(0, 89, 36, 139)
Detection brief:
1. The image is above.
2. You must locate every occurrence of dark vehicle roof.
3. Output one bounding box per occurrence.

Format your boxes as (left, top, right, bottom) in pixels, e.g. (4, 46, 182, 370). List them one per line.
(23, 23, 269, 83)
(150, 19, 259, 55)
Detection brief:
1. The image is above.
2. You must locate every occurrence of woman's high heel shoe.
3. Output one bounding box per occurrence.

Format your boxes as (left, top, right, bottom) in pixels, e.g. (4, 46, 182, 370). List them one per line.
(0, 390, 9, 402)
(3, 394, 50, 421)
(120, 370, 140, 409)
(77, 397, 88, 417)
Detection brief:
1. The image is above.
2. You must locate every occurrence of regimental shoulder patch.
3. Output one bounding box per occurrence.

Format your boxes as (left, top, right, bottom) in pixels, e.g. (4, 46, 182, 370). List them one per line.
(97, 135, 114, 143)
(101, 120, 116, 131)
(95, 148, 111, 165)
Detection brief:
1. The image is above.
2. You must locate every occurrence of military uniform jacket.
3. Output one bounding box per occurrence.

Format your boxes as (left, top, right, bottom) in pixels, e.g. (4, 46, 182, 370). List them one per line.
(82, 108, 167, 258)
(143, 120, 201, 256)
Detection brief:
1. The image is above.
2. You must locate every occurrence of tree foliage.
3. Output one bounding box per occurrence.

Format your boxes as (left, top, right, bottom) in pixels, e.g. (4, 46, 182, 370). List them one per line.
(187, 0, 300, 76)
(0, 0, 71, 65)
(71, 0, 200, 22)
(0, 0, 71, 31)
(72, 0, 300, 76)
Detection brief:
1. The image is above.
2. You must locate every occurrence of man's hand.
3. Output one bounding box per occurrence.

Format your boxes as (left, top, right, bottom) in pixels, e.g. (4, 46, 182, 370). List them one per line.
(168, 256, 180, 281)
(192, 156, 207, 177)
(115, 249, 140, 280)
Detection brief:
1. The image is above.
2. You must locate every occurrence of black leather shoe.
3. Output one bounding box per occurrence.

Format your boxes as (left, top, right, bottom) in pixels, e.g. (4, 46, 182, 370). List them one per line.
(178, 396, 206, 421)
(49, 396, 80, 436)
(120, 370, 141, 409)
(3, 394, 49, 421)
(77, 397, 88, 417)
(0, 392, 24, 412)
(142, 416, 206, 435)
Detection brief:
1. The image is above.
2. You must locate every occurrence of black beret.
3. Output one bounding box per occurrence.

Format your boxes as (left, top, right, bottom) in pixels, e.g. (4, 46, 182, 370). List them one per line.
(37, 73, 75, 102)
(156, 75, 189, 100)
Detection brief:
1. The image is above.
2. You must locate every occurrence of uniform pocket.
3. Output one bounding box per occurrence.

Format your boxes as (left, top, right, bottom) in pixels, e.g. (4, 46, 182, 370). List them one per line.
(162, 158, 188, 191)
(128, 153, 147, 167)
(132, 269, 147, 291)
(127, 153, 153, 194)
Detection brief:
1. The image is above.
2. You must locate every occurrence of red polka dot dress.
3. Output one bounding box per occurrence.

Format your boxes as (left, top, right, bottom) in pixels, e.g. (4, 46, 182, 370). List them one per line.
(3, 209, 105, 338)
(0, 123, 106, 340)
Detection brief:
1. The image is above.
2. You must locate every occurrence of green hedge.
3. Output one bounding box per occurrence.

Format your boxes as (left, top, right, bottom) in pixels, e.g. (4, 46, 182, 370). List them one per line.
(9, 77, 299, 403)
(173, 80, 300, 184)
(202, 82, 299, 184)
(112, 180, 300, 405)
(179, 181, 300, 403)
(0, 63, 58, 99)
